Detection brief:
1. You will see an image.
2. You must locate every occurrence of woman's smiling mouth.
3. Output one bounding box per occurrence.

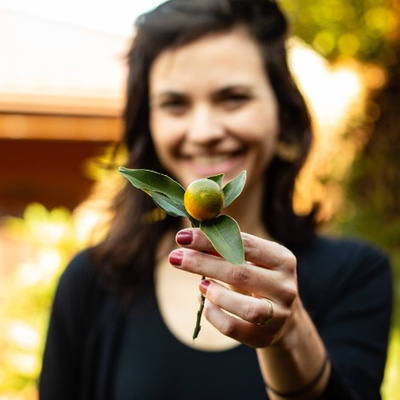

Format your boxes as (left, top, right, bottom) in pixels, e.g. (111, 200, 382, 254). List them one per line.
(182, 150, 246, 178)
(191, 154, 235, 165)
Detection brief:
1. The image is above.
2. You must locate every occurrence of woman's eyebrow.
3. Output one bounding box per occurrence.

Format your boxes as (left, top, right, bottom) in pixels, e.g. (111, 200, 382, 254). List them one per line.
(215, 85, 253, 95)
(150, 90, 188, 101)
(150, 85, 254, 103)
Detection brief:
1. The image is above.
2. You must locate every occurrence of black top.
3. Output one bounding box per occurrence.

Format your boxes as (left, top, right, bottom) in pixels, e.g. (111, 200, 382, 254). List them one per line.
(113, 279, 265, 399)
(39, 235, 393, 400)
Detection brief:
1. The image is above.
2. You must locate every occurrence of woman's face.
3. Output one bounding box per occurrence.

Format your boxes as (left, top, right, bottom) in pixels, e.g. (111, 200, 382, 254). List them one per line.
(149, 26, 279, 189)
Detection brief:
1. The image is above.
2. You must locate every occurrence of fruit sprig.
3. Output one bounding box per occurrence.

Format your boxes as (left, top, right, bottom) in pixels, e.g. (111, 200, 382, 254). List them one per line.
(118, 167, 246, 340)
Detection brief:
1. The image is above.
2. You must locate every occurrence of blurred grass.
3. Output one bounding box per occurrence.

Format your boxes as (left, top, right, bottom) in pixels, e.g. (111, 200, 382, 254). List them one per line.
(0, 204, 81, 399)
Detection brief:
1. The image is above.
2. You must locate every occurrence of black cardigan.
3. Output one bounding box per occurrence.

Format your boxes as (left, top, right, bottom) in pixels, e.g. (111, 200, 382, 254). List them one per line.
(39, 235, 393, 399)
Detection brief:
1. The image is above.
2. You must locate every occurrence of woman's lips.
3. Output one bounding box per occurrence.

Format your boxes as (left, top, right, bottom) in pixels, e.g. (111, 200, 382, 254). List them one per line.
(190, 154, 233, 165)
(183, 151, 245, 176)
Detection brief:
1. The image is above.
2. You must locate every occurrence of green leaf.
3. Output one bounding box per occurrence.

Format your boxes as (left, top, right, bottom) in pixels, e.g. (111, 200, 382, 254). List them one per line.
(223, 170, 247, 208)
(200, 215, 244, 265)
(151, 192, 188, 218)
(206, 173, 224, 187)
(189, 218, 201, 228)
(119, 167, 185, 205)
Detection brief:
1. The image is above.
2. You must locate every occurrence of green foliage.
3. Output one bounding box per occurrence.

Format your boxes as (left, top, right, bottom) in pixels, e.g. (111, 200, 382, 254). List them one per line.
(0, 204, 82, 399)
(382, 327, 400, 400)
(200, 215, 244, 265)
(281, 0, 398, 63)
(222, 171, 247, 208)
(118, 168, 246, 265)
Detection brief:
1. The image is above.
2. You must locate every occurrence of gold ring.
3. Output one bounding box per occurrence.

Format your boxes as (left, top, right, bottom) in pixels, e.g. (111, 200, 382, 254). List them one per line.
(258, 299, 274, 326)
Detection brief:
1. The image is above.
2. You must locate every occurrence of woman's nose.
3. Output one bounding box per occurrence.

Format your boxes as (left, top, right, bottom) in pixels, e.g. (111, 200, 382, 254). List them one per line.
(186, 105, 225, 144)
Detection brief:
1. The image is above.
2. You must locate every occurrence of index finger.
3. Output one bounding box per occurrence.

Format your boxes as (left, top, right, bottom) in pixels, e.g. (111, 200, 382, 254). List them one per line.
(175, 228, 296, 269)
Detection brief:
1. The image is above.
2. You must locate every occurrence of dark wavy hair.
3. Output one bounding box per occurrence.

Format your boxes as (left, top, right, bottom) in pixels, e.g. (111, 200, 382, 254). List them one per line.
(93, 0, 317, 289)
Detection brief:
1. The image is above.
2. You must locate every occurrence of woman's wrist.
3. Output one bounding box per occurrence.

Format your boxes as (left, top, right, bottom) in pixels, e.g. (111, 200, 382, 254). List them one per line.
(256, 298, 330, 399)
(266, 355, 330, 399)
(271, 295, 303, 351)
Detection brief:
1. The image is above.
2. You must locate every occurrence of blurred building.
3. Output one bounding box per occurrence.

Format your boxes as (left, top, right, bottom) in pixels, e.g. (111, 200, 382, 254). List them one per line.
(0, 6, 129, 216)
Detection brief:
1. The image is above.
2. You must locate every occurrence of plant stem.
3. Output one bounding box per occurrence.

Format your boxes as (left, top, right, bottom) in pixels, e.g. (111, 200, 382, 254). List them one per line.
(192, 275, 206, 343)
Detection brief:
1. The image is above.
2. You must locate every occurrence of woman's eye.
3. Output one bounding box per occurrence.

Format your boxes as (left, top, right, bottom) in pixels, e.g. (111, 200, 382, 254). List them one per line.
(159, 99, 188, 114)
(222, 93, 250, 108)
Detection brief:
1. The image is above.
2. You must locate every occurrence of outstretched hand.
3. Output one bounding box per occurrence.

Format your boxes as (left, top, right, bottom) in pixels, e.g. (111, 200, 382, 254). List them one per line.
(169, 228, 299, 348)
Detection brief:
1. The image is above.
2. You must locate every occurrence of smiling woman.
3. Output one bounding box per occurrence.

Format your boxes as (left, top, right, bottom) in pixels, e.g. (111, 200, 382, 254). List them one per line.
(38, 1, 392, 400)
(149, 26, 279, 188)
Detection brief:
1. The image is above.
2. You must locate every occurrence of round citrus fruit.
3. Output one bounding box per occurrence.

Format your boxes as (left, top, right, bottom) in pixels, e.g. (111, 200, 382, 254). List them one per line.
(184, 178, 225, 221)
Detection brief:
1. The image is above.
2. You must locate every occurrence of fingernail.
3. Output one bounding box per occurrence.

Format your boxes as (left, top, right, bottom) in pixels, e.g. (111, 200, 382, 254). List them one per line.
(169, 250, 183, 267)
(176, 230, 193, 245)
(199, 279, 210, 295)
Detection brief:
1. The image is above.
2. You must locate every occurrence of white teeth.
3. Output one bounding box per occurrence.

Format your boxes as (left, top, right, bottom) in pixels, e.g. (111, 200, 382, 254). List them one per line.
(192, 154, 231, 165)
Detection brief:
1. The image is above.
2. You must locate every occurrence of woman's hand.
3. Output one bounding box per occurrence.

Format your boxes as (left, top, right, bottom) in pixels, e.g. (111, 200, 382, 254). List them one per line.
(168, 227, 298, 348)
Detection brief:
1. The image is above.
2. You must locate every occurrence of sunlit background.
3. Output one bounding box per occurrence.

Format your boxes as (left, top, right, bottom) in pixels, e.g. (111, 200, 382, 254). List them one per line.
(0, 1, 399, 399)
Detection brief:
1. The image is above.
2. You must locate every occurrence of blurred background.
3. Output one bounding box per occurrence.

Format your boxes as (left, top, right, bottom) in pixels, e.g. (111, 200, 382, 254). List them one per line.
(0, 0, 399, 399)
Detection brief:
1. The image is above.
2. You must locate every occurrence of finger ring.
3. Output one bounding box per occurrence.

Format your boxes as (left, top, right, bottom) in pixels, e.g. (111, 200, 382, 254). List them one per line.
(258, 299, 274, 326)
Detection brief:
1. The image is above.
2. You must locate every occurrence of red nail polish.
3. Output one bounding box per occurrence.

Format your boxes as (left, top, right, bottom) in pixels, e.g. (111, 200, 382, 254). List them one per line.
(169, 250, 183, 266)
(176, 230, 193, 245)
(199, 280, 210, 295)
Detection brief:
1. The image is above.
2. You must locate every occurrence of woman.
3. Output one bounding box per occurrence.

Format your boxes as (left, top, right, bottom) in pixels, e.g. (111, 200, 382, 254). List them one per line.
(39, 1, 392, 399)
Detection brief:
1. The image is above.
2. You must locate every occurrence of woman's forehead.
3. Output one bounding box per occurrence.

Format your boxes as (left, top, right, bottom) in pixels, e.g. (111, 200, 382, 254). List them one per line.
(149, 27, 267, 90)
